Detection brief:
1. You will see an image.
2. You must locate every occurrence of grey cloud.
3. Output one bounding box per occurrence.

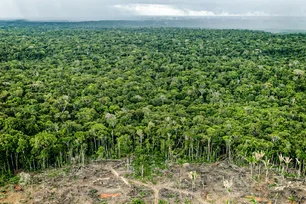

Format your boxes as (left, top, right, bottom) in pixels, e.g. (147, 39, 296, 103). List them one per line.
(0, 0, 305, 20)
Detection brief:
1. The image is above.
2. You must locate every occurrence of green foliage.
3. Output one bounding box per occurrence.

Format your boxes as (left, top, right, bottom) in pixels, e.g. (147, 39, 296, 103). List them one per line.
(0, 174, 16, 186)
(288, 194, 296, 204)
(159, 200, 170, 204)
(88, 188, 98, 195)
(129, 198, 146, 204)
(0, 23, 306, 178)
(8, 175, 20, 185)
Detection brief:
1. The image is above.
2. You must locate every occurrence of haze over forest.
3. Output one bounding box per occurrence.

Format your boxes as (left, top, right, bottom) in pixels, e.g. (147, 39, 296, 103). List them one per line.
(1, 0, 306, 21)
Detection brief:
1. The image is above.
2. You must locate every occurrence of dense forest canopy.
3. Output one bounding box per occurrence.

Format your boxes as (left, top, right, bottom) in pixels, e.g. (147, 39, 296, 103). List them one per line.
(0, 22, 306, 179)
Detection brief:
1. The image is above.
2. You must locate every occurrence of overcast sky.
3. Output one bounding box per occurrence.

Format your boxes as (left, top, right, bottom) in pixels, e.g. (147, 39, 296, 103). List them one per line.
(0, 0, 305, 20)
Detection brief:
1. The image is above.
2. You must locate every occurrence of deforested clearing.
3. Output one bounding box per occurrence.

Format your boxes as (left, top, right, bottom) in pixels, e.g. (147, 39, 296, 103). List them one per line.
(1, 160, 306, 204)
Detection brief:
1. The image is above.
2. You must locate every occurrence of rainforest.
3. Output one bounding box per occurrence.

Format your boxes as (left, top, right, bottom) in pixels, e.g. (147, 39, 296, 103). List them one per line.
(0, 22, 306, 186)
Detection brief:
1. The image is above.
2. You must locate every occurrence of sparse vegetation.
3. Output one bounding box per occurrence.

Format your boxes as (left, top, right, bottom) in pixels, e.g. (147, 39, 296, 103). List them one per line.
(0, 160, 304, 203)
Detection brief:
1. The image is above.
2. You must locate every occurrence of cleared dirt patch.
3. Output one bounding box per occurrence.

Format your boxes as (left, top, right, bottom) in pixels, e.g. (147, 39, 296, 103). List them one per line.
(1, 160, 306, 203)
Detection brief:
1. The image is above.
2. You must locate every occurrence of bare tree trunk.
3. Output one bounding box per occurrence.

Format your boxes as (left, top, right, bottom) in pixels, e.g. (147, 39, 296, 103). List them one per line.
(94, 137, 97, 152)
(265, 166, 269, 183)
(118, 142, 121, 159)
(15, 153, 18, 171)
(191, 140, 194, 161)
(141, 164, 144, 180)
(207, 139, 211, 162)
(111, 130, 114, 150)
(126, 157, 130, 172)
(33, 159, 36, 171)
(10, 153, 15, 171)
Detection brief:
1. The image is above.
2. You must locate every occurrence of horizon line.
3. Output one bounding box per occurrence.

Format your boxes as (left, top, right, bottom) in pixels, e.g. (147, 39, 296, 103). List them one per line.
(1, 15, 306, 23)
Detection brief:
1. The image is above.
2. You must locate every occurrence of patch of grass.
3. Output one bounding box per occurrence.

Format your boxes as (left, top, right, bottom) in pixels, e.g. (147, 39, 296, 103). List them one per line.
(268, 182, 277, 188)
(288, 194, 296, 204)
(47, 169, 65, 178)
(88, 188, 98, 198)
(0, 193, 7, 199)
(174, 198, 182, 203)
(247, 195, 258, 204)
(128, 198, 146, 204)
(286, 173, 297, 178)
(159, 199, 170, 204)
(63, 167, 71, 173)
(184, 199, 193, 204)
(89, 189, 98, 194)
(139, 190, 148, 198)
(8, 176, 20, 185)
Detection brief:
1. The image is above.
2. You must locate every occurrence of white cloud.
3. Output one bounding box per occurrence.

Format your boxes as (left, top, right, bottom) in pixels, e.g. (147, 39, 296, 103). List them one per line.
(114, 4, 185, 16)
(114, 4, 272, 17)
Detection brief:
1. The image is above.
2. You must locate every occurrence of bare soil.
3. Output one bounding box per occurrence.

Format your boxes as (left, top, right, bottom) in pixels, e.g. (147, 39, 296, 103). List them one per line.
(1, 160, 306, 204)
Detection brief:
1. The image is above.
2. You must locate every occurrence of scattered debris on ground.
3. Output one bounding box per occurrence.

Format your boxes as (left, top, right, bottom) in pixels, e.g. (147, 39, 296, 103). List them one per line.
(1, 160, 306, 204)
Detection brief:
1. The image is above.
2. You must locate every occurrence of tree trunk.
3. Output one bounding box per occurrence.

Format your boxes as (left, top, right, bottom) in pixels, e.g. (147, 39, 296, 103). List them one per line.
(141, 164, 144, 180)
(118, 142, 121, 158)
(15, 153, 18, 171)
(94, 137, 97, 152)
(207, 139, 211, 162)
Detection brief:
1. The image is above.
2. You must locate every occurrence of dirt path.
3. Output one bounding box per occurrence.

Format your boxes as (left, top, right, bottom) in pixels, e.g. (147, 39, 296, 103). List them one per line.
(108, 166, 131, 187)
(128, 179, 208, 204)
(108, 165, 159, 204)
(109, 165, 207, 204)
